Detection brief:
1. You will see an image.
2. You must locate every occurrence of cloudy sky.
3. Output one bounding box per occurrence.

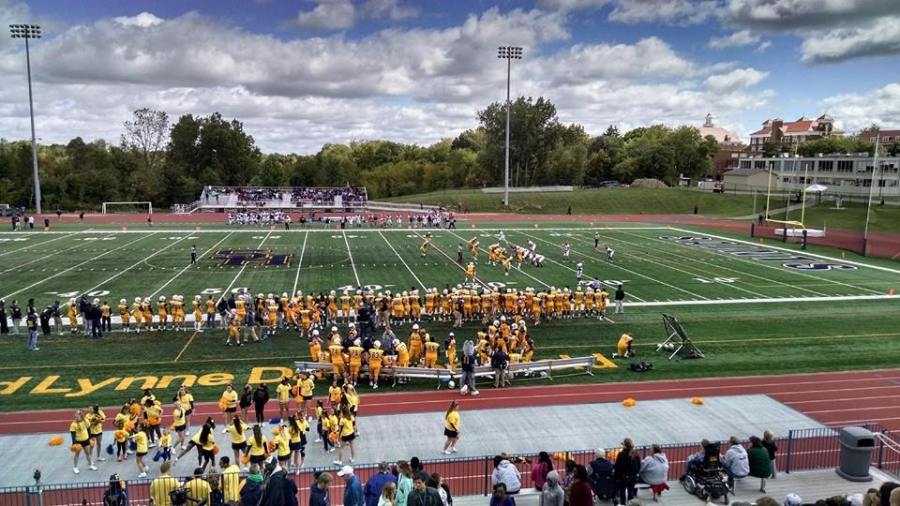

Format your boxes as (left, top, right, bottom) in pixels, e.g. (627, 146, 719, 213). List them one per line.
(1, 0, 899, 153)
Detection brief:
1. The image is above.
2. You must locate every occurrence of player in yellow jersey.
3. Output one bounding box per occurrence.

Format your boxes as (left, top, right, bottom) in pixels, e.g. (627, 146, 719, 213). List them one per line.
(67, 298, 79, 334)
(309, 329, 323, 362)
(501, 255, 512, 276)
(394, 338, 410, 368)
(445, 333, 457, 371)
(206, 295, 217, 328)
(368, 341, 385, 389)
(522, 337, 535, 362)
(226, 310, 240, 346)
(118, 299, 131, 333)
(327, 291, 338, 322)
(423, 335, 440, 368)
(467, 237, 479, 263)
(157, 296, 169, 331)
(329, 339, 345, 379)
(141, 298, 153, 331)
(465, 262, 475, 284)
(347, 340, 364, 386)
(192, 295, 204, 332)
(420, 233, 432, 256)
(266, 295, 278, 338)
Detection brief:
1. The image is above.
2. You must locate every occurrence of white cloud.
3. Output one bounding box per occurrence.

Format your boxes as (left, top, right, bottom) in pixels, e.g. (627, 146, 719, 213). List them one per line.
(703, 67, 769, 93)
(800, 15, 900, 62)
(292, 0, 356, 31)
(608, 0, 720, 25)
(547, 37, 696, 85)
(113, 12, 164, 28)
(821, 82, 900, 134)
(535, 0, 610, 11)
(361, 0, 418, 20)
(723, 0, 898, 30)
(709, 30, 760, 49)
(755, 40, 772, 52)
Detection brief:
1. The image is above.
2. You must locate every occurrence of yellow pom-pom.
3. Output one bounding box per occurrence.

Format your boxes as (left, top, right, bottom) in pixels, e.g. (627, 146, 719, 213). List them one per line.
(623, 398, 637, 407)
(606, 448, 620, 461)
(213, 444, 220, 455)
(240, 454, 251, 465)
(218, 399, 228, 411)
(124, 421, 135, 432)
(49, 435, 64, 446)
(70, 444, 82, 453)
(691, 397, 704, 405)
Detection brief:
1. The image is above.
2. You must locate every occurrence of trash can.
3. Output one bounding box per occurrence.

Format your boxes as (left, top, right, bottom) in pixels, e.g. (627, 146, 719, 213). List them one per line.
(836, 426, 875, 482)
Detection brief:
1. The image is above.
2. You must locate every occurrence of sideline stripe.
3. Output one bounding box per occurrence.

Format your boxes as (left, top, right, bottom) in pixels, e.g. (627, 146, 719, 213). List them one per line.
(220, 230, 273, 302)
(342, 230, 361, 287)
(1, 233, 152, 299)
(379, 230, 426, 290)
(173, 331, 199, 363)
(291, 231, 309, 295)
(149, 232, 235, 299)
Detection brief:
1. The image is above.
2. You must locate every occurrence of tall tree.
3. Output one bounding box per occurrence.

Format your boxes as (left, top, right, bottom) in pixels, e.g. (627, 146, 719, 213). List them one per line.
(121, 108, 170, 173)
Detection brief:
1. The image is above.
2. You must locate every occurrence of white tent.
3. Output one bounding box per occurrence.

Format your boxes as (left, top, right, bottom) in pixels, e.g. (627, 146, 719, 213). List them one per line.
(806, 184, 828, 193)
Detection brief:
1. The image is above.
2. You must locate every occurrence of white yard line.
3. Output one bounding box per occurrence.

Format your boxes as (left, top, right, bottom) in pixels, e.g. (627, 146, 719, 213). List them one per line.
(342, 230, 362, 287)
(80, 233, 192, 296)
(149, 232, 235, 299)
(668, 227, 887, 294)
(0, 235, 111, 275)
(1, 233, 153, 299)
(595, 234, 769, 298)
(220, 230, 273, 302)
(447, 229, 552, 289)
(409, 230, 490, 289)
(0, 232, 75, 257)
(617, 230, 829, 297)
(505, 231, 648, 302)
(521, 231, 708, 300)
(378, 230, 427, 290)
(625, 293, 897, 307)
(291, 231, 310, 295)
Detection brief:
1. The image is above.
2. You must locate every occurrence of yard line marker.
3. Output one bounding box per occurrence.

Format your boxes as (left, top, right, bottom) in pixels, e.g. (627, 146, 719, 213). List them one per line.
(220, 230, 273, 302)
(81, 233, 191, 296)
(667, 227, 887, 293)
(149, 232, 235, 299)
(291, 231, 309, 295)
(173, 331, 199, 363)
(0, 235, 111, 274)
(409, 230, 490, 289)
(2, 233, 153, 300)
(0, 232, 74, 257)
(619, 230, 829, 297)
(597, 233, 769, 298)
(379, 230, 426, 290)
(447, 229, 552, 289)
(521, 230, 707, 300)
(342, 230, 361, 287)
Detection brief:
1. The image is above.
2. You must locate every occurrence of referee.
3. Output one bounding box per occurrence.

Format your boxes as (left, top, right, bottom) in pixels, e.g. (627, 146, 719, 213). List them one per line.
(190, 245, 197, 264)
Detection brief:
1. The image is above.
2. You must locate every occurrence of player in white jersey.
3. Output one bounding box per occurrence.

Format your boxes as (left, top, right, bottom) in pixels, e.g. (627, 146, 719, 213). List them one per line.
(576, 261, 584, 284)
(606, 246, 615, 261)
(562, 241, 571, 260)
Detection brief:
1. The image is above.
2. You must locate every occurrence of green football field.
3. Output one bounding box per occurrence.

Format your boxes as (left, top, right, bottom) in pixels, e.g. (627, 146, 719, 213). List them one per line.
(1, 221, 899, 412)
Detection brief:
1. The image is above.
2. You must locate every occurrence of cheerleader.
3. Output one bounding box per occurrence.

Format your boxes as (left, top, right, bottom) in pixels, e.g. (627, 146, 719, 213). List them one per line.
(175, 386, 195, 436)
(129, 420, 148, 478)
(275, 377, 292, 422)
(287, 415, 309, 473)
(87, 405, 107, 462)
(246, 424, 268, 467)
(226, 415, 249, 472)
(335, 405, 356, 465)
(171, 400, 188, 450)
(176, 418, 216, 472)
(442, 401, 460, 455)
(274, 424, 291, 467)
(144, 398, 163, 446)
(324, 406, 339, 453)
(69, 409, 96, 474)
(220, 384, 239, 432)
(296, 372, 315, 421)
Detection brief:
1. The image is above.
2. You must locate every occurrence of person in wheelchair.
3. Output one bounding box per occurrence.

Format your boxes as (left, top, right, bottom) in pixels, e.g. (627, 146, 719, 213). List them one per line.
(680, 439, 731, 503)
(682, 439, 721, 479)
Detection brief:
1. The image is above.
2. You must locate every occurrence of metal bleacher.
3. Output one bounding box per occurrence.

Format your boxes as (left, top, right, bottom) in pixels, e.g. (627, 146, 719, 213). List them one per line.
(185, 186, 370, 213)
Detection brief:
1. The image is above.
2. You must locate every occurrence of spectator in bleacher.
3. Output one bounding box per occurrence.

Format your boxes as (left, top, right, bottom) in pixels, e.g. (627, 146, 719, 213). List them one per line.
(491, 455, 522, 495)
(755, 498, 778, 506)
(410, 457, 430, 483)
(365, 462, 398, 506)
(748, 436, 772, 492)
(723, 436, 750, 490)
(540, 470, 564, 506)
(567, 465, 593, 506)
(379, 482, 398, 506)
(310, 471, 333, 506)
(639, 444, 670, 501)
(102, 474, 128, 506)
(428, 473, 451, 506)
(531, 451, 553, 491)
(784, 493, 803, 506)
(395, 461, 414, 506)
(490, 484, 515, 506)
(879, 483, 900, 506)
(763, 431, 778, 478)
(409, 475, 443, 506)
(614, 438, 641, 505)
(588, 449, 616, 502)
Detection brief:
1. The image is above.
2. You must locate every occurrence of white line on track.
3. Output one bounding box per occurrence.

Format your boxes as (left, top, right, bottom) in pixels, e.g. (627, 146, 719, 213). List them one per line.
(80, 233, 193, 296)
(0, 236, 108, 275)
(447, 229, 552, 289)
(291, 231, 309, 295)
(379, 230, 426, 290)
(149, 232, 235, 299)
(1, 233, 153, 299)
(342, 230, 361, 287)
(521, 230, 708, 300)
(0, 232, 77, 257)
(596, 233, 769, 298)
(617, 229, 829, 297)
(220, 230, 273, 302)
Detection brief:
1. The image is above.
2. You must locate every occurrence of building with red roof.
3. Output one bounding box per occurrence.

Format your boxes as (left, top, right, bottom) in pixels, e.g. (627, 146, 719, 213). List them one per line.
(748, 114, 840, 153)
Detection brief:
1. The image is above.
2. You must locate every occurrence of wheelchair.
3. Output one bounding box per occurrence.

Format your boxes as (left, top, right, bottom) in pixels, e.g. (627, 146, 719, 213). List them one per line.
(681, 444, 730, 504)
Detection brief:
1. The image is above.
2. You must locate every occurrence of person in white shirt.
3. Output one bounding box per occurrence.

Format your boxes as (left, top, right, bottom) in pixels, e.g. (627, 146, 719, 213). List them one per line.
(723, 436, 750, 490)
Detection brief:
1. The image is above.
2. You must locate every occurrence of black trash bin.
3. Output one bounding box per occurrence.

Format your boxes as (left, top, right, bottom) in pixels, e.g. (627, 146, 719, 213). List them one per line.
(836, 426, 875, 482)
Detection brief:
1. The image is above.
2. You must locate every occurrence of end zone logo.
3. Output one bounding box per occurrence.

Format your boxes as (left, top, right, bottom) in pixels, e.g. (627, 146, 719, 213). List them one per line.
(213, 249, 291, 267)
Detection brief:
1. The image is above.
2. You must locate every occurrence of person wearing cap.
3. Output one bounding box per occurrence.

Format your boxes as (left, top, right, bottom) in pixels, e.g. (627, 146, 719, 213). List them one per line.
(365, 462, 397, 506)
(339, 465, 365, 506)
(102, 473, 129, 505)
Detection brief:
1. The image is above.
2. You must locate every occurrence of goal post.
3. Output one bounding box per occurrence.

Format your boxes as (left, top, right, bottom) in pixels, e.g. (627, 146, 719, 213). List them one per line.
(101, 201, 153, 215)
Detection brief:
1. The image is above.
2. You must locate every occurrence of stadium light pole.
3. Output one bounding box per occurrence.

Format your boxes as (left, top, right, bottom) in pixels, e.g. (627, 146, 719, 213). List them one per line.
(9, 23, 42, 214)
(863, 136, 881, 255)
(497, 46, 522, 207)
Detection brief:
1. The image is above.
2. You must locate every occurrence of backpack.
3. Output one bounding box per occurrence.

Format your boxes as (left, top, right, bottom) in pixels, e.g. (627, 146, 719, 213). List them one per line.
(240, 480, 262, 506)
(103, 491, 126, 506)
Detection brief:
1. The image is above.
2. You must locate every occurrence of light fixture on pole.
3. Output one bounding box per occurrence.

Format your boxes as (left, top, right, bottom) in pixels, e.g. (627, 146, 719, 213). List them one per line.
(9, 23, 43, 214)
(497, 45, 522, 207)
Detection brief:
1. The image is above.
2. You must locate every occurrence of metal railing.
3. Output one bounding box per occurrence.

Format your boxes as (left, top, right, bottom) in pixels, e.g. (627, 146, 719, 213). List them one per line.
(1, 423, 896, 506)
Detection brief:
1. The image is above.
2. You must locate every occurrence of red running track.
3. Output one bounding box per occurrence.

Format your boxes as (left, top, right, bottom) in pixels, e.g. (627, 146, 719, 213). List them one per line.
(3, 369, 900, 435)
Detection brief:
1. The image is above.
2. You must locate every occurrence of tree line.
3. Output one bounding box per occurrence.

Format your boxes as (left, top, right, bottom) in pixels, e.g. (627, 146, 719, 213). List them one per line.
(2, 98, 893, 210)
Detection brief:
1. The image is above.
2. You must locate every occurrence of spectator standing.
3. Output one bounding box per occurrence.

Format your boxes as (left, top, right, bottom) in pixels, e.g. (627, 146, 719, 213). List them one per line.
(10, 300, 22, 334)
(379, 482, 398, 506)
(239, 464, 264, 506)
(747, 436, 772, 493)
(491, 347, 509, 388)
(491, 455, 521, 494)
(340, 466, 364, 506)
(185, 467, 212, 505)
(408, 475, 442, 506)
(539, 470, 563, 506)
(259, 457, 298, 506)
(639, 444, 670, 501)
(149, 462, 180, 506)
(365, 462, 398, 506)
(613, 438, 641, 505)
(566, 466, 593, 506)
(429, 474, 451, 506)
(102, 474, 128, 506)
(219, 456, 242, 505)
(396, 460, 414, 506)
(723, 436, 750, 490)
(614, 285, 625, 314)
(762, 431, 778, 478)
(0, 299, 8, 335)
(26, 309, 39, 351)
(253, 384, 270, 424)
(410, 457, 430, 483)
(531, 452, 553, 491)
(310, 472, 332, 506)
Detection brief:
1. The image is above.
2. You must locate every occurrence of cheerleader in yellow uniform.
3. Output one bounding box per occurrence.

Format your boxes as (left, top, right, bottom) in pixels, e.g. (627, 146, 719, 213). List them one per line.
(220, 384, 239, 431)
(423, 335, 440, 368)
(334, 405, 356, 465)
(157, 296, 169, 331)
(68, 410, 95, 474)
(226, 415, 249, 471)
(276, 377, 292, 422)
(192, 295, 204, 332)
(87, 405, 107, 463)
(172, 400, 188, 451)
(129, 420, 148, 477)
(246, 424, 268, 467)
(287, 415, 309, 471)
(296, 371, 315, 420)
